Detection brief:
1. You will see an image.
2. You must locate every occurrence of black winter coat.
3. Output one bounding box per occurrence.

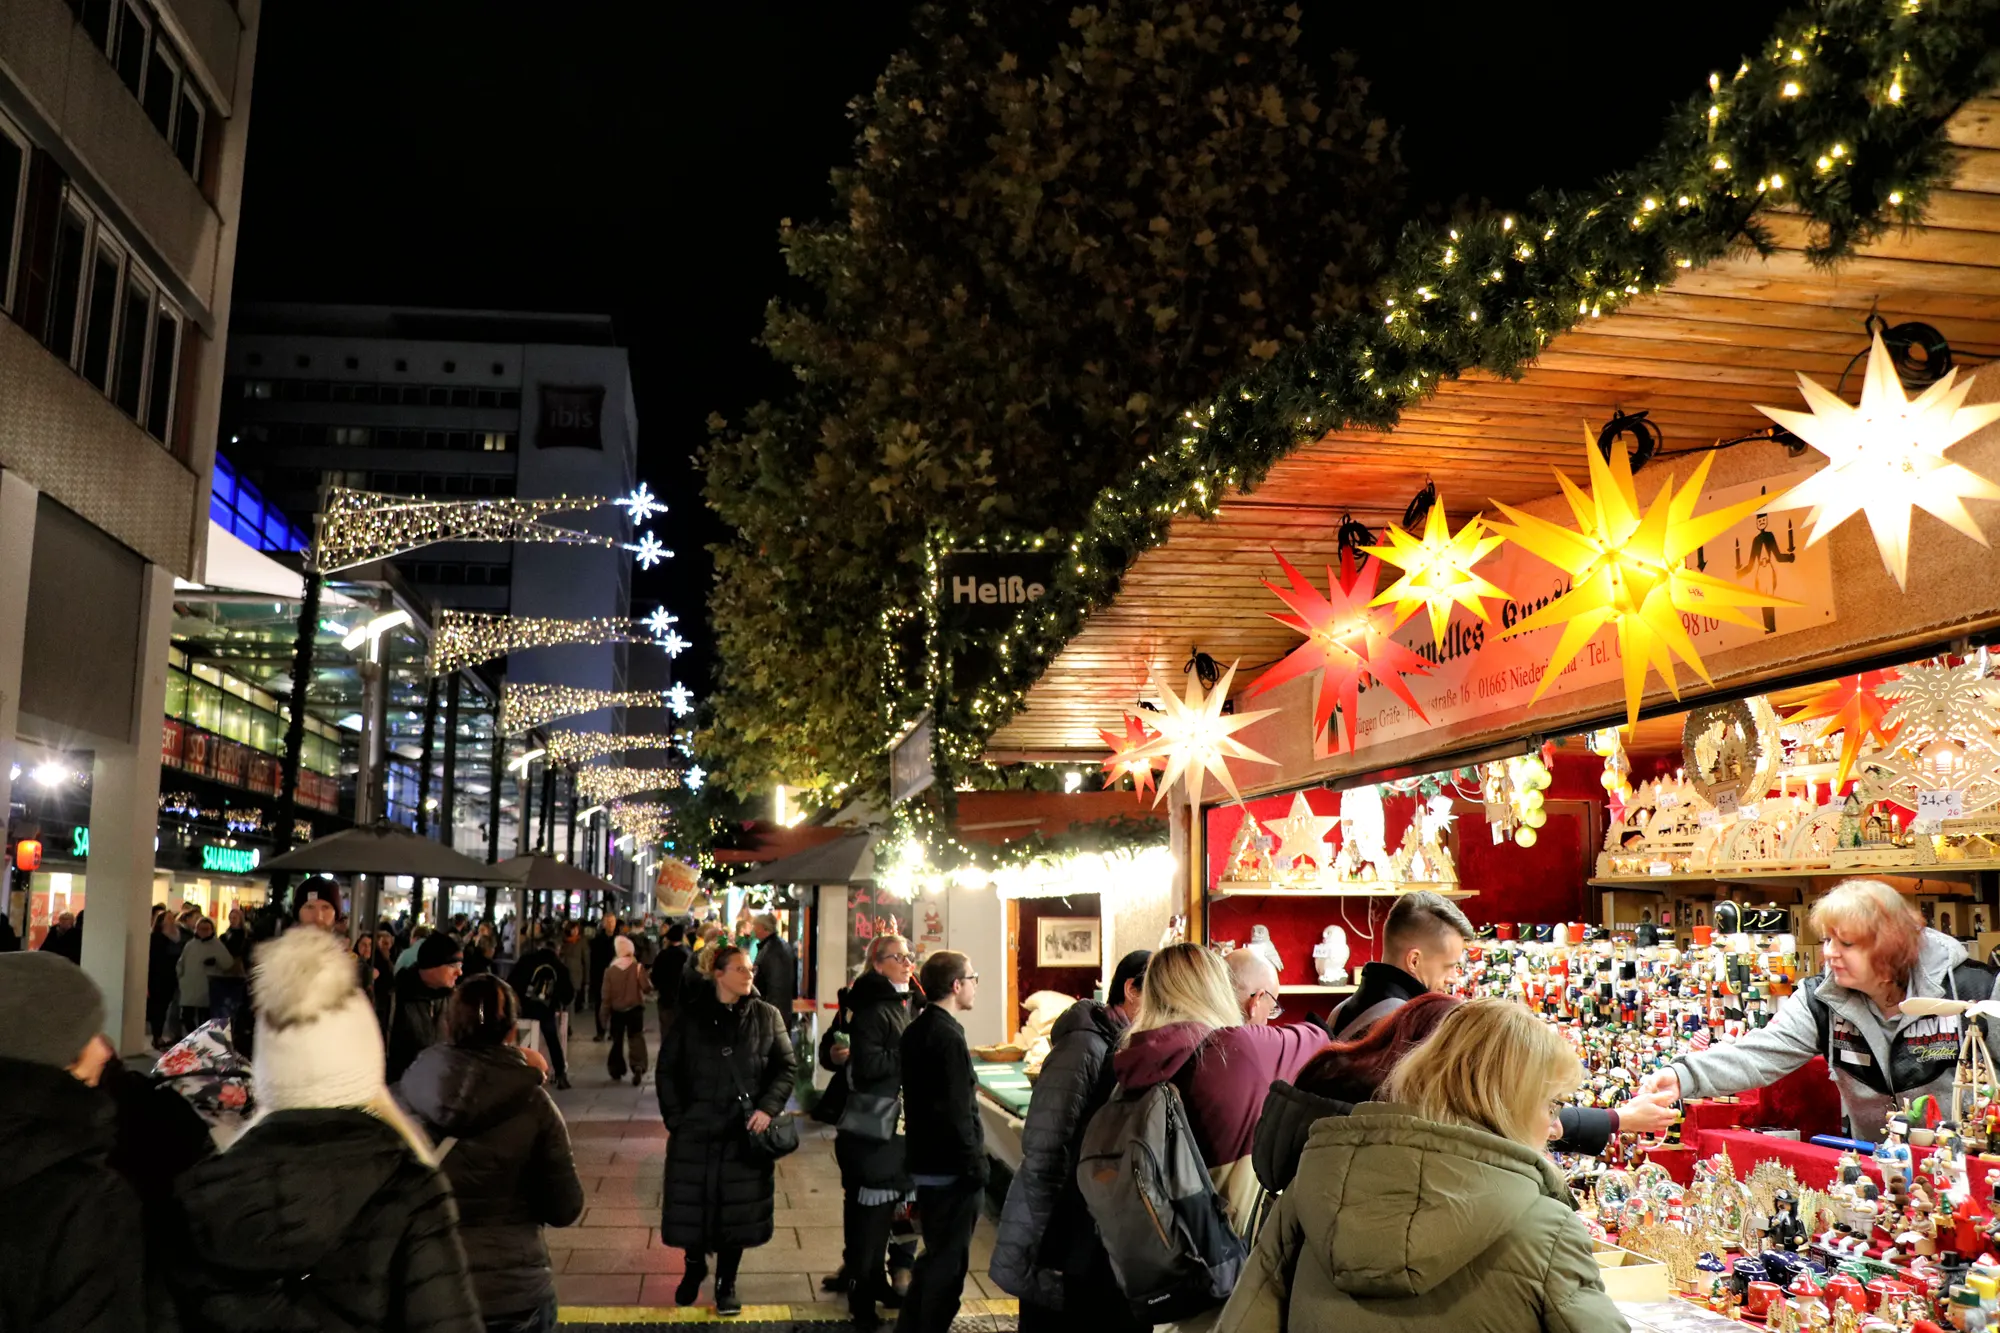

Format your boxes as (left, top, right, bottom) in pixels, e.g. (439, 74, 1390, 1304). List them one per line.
(899, 1004, 986, 1182)
(1325, 961, 1428, 1038)
(397, 1044, 584, 1318)
(828, 969, 920, 1191)
(0, 1058, 146, 1333)
(651, 943, 692, 1015)
(992, 1000, 1124, 1309)
(165, 1107, 480, 1333)
(508, 947, 576, 1011)
(752, 934, 797, 1024)
(587, 930, 616, 988)
(656, 991, 796, 1250)
(388, 965, 454, 1084)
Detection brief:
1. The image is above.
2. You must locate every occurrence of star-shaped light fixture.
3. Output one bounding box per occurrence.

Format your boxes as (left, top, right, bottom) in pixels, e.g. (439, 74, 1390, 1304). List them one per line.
(1490, 430, 1795, 727)
(664, 682, 695, 718)
(1760, 332, 2000, 590)
(618, 483, 668, 524)
(685, 764, 706, 791)
(1098, 714, 1162, 803)
(1249, 552, 1433, 753)
(1127, 662, 1277, 805)
(1268, 790, 1337, 871)
(1361, 498, 1510, 649)
(625, 532, 673, 569)
(643, 605, 679, 638)
(1784, 670, 1902, 789)
(656, 628, 691, 658)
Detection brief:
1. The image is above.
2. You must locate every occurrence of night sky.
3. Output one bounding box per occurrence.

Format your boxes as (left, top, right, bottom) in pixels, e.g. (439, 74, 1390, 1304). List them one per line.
(233, 1, 1795, 693)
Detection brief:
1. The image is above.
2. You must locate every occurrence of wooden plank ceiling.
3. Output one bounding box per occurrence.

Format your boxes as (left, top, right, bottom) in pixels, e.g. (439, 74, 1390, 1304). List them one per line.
(985, 98, 2000, 760)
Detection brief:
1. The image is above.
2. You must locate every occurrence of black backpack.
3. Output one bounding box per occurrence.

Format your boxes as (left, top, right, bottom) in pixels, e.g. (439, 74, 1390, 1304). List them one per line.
(522, 962, 561, 1009)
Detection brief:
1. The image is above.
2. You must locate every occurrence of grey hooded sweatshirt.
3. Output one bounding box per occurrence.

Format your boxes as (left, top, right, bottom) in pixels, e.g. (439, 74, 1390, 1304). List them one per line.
(1670, 928, 1993, 1143)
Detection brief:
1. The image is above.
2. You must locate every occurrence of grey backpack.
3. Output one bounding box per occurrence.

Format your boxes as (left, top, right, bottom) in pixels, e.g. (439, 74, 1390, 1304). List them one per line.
(1076, 1068, 1247, 1324)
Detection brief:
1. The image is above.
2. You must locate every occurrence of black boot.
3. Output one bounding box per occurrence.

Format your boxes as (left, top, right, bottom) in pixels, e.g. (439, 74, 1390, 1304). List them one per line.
(675, 1258, 707, 1307)
(715, 1283, 741, 1316)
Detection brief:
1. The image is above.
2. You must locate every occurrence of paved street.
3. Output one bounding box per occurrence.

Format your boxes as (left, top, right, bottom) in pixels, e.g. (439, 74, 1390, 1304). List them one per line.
(548, 1009, 1018, 1327)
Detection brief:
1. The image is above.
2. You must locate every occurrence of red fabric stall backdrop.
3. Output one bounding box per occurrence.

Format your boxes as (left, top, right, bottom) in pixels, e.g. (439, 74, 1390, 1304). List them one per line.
(1016, 893, 1107, 1002)
(1203, 752, 1603, 1011)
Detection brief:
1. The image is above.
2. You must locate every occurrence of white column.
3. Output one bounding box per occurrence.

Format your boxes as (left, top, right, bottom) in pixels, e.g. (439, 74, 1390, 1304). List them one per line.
(82, 563, 173, 1054)
(0, 471, 36, 914)
(813, 884, 847, 1089)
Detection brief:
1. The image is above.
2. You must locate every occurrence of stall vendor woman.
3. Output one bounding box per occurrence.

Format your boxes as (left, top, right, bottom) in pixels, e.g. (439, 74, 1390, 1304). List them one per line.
(1641, 879, 1995, 1144)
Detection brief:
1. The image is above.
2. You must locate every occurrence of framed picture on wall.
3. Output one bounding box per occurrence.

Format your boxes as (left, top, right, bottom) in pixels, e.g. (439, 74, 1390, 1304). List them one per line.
(1037, 917, 1100, 968)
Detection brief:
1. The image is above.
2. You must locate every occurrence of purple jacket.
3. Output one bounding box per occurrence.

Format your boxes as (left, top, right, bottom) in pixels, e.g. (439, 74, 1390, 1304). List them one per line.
(1111, 1020, 1328, 1170)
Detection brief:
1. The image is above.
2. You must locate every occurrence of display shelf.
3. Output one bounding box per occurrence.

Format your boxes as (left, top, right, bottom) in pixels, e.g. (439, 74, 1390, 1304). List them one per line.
(1277, 983, 1357, 995)
(1591, 865, 1992, 889)
(1209, 880, 1476, 901)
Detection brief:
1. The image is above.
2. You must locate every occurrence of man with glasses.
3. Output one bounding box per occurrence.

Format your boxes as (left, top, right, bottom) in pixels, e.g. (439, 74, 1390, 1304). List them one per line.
(897, 950, 985, 1333)
(1226, 948, 1283, 1026)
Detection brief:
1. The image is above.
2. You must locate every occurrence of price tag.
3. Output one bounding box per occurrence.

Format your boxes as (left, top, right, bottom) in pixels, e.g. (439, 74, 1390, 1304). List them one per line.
(1697, 810, 1721, 828)
(1658, 791, 1680, 809)
(1738, 803, 1760, 822)
(1915, 789, 1964, 832)
(1492, 819, 1506, 845)
(1713, 791, 1739, 817)
(1647, 861, 1674, 877)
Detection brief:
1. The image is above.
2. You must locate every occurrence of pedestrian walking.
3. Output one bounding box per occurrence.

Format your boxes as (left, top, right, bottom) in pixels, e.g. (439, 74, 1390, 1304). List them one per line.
(398, 975, 584, 1333)
(0, 953, 145, 1332)
(588, 913, 618, 1038)
(751, 912, 798, 1037)
(1217, 999, 1623, 1333)
(600, 934, 653, 1084)
(389, 932, 465, 1083)
(896, 950, 985, 1333)
(177, 913, 240, 1033)
(823, 933, 921, 1329)
(147, 908, 185, 1047)
(38, 909, 78, 959)
(559, 922, 588, 1015)
(164, 926, 482, 1332)
(656, 943, 796, 1316)
(993, 949, 1152, 1332)
(651, 920, 693, 1035)
(507, 935, 575, 1089)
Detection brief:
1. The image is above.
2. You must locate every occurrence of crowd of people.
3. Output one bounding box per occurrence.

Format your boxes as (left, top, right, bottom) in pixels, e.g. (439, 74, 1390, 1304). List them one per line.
(0, 881, 807, 1331)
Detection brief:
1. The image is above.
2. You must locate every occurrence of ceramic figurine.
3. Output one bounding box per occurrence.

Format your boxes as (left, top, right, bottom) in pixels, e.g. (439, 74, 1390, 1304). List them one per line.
(1313, 924, 1350, 985)
(1247, 923, 1284, 975)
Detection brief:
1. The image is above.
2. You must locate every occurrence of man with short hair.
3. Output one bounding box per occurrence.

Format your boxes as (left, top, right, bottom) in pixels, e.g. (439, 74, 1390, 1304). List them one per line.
(897, 950, 985, 1333)
(290, 878, 339, 934)
(751, 912, 798, 1036)
(0, 954, 144, 1331)
(1226, 947, 1282, 1026)
(1326, 889, 1474, 1038)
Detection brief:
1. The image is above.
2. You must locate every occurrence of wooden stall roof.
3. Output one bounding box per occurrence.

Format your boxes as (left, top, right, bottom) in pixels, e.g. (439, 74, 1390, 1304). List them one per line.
(985, 98, 2000, 761)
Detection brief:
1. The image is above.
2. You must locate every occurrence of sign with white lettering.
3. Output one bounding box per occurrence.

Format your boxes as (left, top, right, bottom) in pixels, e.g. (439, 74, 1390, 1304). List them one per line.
(536, 385, 605, 450)
(937, 552, 1057, 631)
(199, 843, 261, 874)
(1331, 474, 1837, 754)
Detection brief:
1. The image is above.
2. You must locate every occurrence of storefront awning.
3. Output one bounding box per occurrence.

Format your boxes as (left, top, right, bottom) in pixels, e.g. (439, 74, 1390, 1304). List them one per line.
(736, 831, 875, 887)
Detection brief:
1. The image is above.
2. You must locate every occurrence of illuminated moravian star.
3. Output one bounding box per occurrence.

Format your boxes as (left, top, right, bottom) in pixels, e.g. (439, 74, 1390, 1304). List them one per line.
(684, 765, 706, 792)
(656, 628, 691, 658)
(664, 683, 695, 717)
(643, 605, 679, 638)
(618, 483, 668, 524)
(625, 532, 673, 569)
(1126, 662, 1278, 805)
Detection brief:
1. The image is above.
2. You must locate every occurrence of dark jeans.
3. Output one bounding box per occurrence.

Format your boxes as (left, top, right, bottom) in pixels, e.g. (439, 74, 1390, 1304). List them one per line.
(519, 998, 567, 1080)
(897, 1177, 982, 1333)
(844, 1191, 898, 1318)
(606, 1006, 647, 1080)
(685, 1244, 743, 1286)
(483, 1293, 557, 1333)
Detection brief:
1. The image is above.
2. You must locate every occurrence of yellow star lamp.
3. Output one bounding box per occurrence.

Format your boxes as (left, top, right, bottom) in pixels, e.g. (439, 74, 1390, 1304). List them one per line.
(1361, 498, 1510, 649)
(1127, 662, 1278, 806)
(1759, 332, 2000, 591)
(1490, 430, 1796, 727)
(1268, 790, 1337, 871)
(1098, 714, 1163, 803)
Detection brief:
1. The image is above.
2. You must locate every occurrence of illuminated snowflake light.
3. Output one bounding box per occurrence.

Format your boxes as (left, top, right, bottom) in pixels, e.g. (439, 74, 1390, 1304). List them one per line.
(643, 605, 679, 638)
(656, 629, 691, 658)
(685, 765, 706, 791)
(665, 683, 695, 717)
(625, 532, 673, 569)
(618, 483, 668, 524)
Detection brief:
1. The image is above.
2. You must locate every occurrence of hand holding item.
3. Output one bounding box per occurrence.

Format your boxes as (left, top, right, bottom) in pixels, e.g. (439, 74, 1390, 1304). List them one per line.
(747, 1109, 773, 1134)
(1616, 1090, 1682, 1135)
(520, 1046, 551, 1079)
(1638, 1067, 1682, 1103)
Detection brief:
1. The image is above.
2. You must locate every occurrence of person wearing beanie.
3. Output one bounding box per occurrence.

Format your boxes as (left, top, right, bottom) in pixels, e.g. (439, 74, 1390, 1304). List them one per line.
(164, 926, 480, 1332)
(0, 953, 145, 1333)
(388, 931, 465, 1084)
(290, 877, 340, 932)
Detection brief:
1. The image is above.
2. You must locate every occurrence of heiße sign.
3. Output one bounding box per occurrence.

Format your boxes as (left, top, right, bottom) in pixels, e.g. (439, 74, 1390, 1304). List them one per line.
(937, 551, 1057, 631)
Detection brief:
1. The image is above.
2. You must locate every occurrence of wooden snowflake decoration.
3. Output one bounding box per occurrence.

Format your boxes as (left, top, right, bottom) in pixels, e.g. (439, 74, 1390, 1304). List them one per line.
(1865, 661, 2000, 814)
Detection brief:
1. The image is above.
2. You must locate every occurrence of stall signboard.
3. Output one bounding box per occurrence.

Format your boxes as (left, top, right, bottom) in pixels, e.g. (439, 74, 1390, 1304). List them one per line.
(1335, 474, 1838, 755)
(937, 551, 1057, 630)
(199, 843, 261, 874)
(888, 711, 936, 804)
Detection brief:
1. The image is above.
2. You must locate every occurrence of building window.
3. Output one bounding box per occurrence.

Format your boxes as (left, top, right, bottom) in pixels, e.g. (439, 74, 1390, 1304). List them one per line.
(42, 201, 88, 363)
(112, 268, 153, 417)
(481, 432, 511, 452)
(74, 0, 210, 187)
(112, 1, 149, 96)
(0, 119, 25, 312)
(241, 378, 273, 399)
(209, 455, 308, 554)
(142, 41, 178, 137)
(328, 425, 371, 446)
(79, 236, 124, 391)
(442, 359, 456, 373)
(146, 302, 180, 441)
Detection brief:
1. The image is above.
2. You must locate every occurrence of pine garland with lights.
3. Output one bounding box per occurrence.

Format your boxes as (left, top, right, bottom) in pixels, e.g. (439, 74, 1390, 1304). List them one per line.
(939, 0, 2000, 771)
(498, 684, 678, 735)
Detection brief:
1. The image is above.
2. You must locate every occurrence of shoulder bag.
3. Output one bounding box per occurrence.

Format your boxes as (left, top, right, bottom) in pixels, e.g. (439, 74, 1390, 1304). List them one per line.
(725, 1012, 800, 1160)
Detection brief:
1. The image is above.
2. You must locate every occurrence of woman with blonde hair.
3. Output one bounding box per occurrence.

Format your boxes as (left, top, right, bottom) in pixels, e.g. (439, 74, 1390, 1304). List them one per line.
(1110, 944, 1328, 1236)
(1218, 999, 1624, 1333)
(1640, 878, 1995, 1142)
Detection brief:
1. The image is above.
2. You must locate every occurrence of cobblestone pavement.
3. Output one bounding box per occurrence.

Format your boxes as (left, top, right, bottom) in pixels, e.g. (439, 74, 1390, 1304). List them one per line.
(548, 1006, 1017, 1327)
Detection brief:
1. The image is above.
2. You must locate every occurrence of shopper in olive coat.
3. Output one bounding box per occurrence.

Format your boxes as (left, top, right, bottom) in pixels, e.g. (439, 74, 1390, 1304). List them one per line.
(399, 975, 583, 1332)
(656, 944, 795, 1317)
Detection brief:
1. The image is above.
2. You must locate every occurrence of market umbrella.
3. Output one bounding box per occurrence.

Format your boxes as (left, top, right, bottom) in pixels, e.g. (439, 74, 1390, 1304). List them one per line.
(736, 831, 875, 886)
(491, 853, 624, 898)
(260, 820, 501, 881)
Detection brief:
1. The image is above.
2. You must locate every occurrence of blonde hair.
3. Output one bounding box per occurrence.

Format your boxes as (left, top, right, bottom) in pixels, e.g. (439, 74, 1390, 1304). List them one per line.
(1811, 879, 1924, 983)
(1382, 998, 1582, 1148)
(1123, 944, 1242, 1044)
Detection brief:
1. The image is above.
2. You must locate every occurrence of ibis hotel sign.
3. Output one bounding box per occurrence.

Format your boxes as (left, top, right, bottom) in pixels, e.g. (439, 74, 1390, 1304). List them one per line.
(938, 551, 1057, 631)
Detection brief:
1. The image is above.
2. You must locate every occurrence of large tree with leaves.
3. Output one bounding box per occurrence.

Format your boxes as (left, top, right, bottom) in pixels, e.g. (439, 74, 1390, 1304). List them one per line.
(703, 0, 1403, 799)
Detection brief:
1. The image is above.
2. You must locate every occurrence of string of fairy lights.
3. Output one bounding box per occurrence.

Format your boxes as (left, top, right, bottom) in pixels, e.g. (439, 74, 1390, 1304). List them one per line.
(500, 685, 679, 735)
(542, 730, 684, 766)
(575, 766, 685, 802)
(312, 483, 676, 575)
